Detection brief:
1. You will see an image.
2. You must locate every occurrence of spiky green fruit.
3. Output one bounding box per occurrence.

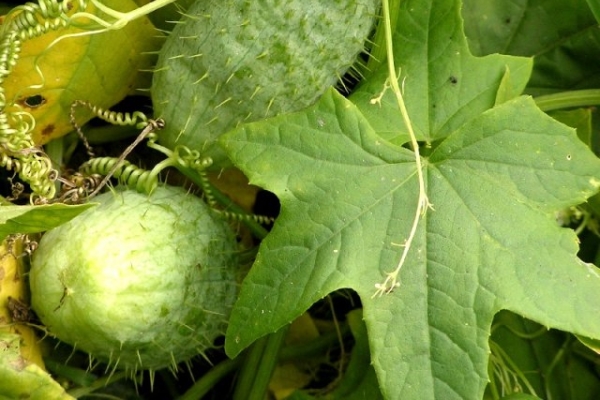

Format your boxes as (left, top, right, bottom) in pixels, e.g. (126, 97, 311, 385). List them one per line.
(29, 185, 238, 372)
(152, 0, 379, 167)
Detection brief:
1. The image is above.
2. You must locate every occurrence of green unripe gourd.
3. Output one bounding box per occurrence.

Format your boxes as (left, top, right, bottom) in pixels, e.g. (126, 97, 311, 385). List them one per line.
(152, 0, 380, 167)
(29, 185, 239, 372)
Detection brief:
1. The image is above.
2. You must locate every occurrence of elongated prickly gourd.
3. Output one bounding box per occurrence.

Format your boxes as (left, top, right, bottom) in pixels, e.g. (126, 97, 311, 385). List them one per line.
(152, 0, 379, 167)
(29, 185, 239, 372)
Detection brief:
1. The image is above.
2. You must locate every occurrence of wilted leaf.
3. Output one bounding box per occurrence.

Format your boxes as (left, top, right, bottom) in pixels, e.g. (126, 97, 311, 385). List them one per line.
(0, 238, 44, 368)
(1, 0, 160, 144)
(0, 333, 73, 399)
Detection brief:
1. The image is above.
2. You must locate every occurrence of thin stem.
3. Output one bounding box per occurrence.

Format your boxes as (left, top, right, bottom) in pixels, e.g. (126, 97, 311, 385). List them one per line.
(365, 0, 401, 74)
(230, 338, 268, 400)
(178, 323, 350, 399)
(66, 371, 130, 398)
(490, 321, 548, 340)
(232, 325, 289, 400)
(534, 89, 600, 112)
(177, 357, 241, 400)
(372, 0, 432, 297)
(87, 120, 163, 198)
(543, 335, 571, 400)
(90, 0, 177, 28)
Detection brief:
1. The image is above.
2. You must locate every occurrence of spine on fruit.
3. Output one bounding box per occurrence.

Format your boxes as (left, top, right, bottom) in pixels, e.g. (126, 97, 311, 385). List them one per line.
(152, 0, 380, 167)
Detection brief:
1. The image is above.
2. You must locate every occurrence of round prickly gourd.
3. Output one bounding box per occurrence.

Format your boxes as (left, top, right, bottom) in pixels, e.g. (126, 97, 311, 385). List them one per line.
(2, 0, 160, 145)
(152, 0, 379, 167)
(29, 185, 238, 371)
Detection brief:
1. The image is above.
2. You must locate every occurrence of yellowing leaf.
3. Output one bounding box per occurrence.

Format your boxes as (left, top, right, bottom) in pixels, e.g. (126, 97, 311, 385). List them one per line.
(0, 237, 44, 368)
(2, 0, 161, 144)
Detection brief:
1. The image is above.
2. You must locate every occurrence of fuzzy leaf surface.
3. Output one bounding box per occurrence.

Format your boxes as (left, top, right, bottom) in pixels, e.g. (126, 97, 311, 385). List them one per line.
(221, 0, 600, 398)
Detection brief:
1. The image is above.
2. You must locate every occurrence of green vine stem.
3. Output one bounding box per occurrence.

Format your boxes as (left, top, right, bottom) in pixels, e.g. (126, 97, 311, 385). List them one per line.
(363, 0, 400, 75)
(44, 358, 97, 388)
(178, 323, 351, 400)
(372, 0, 433, 297)
(543, 335, 571, 400)
(534, 89, 600, 112)
(145, 138, 271, 239)
(232, 325, 290, 400)
(66, 370, 130, 398)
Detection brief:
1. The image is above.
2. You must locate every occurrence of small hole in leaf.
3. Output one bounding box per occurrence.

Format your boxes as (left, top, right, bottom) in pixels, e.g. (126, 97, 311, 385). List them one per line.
(567, 154, 572, 160)
(22, 95, 46, 108)
(449, 76, 458, 84)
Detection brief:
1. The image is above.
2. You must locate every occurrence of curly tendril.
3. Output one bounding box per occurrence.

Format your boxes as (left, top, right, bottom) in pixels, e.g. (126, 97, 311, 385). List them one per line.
(74, 112, 274, 225)
(70, 100, 150, 129)
(0, 0, 179, 202)
(0, 1, 98, 201)
(80, 157, 159, 195)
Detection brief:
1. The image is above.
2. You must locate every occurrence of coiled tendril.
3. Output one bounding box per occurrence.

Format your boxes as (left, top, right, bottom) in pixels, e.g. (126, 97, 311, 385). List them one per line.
(0, 0, 96, 202)
(80, 157, 158, 195)
(71, 102, 274, 225)
(0, 0, 174, 202)
(70, 100, 149, 129)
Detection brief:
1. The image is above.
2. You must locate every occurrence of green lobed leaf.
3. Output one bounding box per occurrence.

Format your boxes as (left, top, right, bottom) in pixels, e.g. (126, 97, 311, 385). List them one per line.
(0, 203, 96, 242)
(462, 0, 600, 95)
(222, 85, 600, 399)
(349, 0, 532, 145)
(220, 0, 600, 398)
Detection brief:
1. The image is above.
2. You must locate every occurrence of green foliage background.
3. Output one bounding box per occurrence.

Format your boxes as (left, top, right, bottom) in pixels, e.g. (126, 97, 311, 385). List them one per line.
(4, 0, 600, 399)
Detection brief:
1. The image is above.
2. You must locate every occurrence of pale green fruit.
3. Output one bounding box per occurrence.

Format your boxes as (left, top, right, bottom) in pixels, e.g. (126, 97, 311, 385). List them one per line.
(30, 185, 238, 371)
(152, 0, 379, 167)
